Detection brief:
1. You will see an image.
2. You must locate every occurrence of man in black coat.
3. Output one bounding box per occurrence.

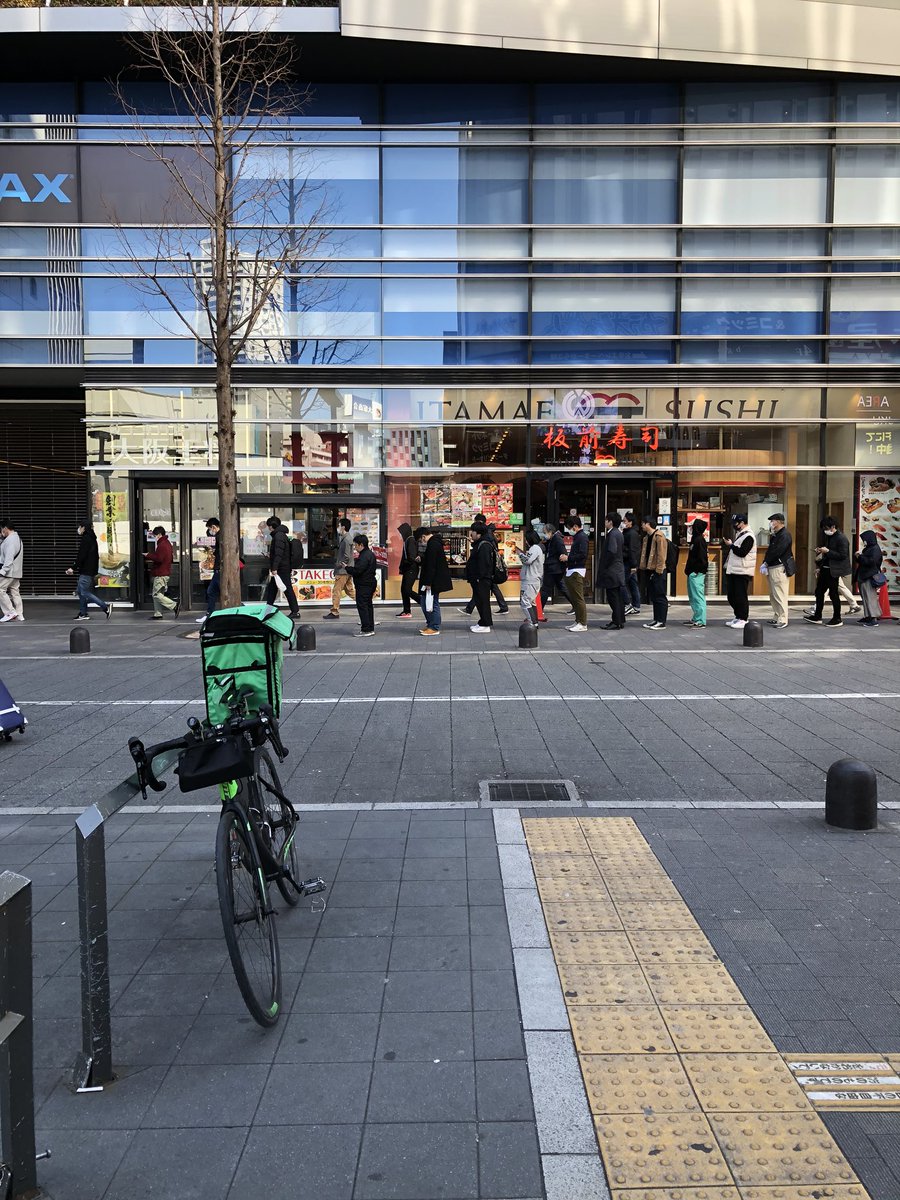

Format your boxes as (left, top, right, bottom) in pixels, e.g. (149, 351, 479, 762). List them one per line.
(597, 513, 626, 629)
(469, 523, 496, 632)
(540, 523, 572, 616)
(264, 515, 300, 618)
(348, 533, 377, 636)
(805, 516, 851, 628)
(621, 512, 642, 616)
(397, 522, 420, 618)
(459, 514, 509, 618)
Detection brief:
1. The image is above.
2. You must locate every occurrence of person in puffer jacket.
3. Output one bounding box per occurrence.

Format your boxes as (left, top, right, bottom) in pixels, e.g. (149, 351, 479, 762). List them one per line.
(855, 529, 884, 628)
(517, 528, 544, 627)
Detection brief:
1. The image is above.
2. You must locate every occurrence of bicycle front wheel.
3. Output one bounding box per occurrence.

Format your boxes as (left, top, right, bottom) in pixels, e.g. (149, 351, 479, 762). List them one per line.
(215, 806, 281, 1027)
(252, 748, 301, 907)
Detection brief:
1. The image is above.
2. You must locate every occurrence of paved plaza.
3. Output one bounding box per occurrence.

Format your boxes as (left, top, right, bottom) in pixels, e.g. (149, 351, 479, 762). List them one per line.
(1, 601, 900, 1198)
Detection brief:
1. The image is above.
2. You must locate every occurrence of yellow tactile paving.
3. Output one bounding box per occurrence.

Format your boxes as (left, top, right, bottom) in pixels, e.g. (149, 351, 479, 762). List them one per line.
(557, 963, 655, 1006)
(542, 900, 622, 930)
(682, 1054, 812, 1113)
(569, 1006, 676, 1056)
(549, 930, 637, 966)
(582, 1054, 701, 1115)
(522, 816, 871, 1199)
(596, 1113, 733, 1189)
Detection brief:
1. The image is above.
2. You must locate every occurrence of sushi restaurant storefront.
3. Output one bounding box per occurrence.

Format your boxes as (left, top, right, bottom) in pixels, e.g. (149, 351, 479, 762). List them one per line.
(83, 384, 900, 610)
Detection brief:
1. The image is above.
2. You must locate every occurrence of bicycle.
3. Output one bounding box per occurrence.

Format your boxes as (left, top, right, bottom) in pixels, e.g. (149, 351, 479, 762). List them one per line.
(128, 680, 325, 1027)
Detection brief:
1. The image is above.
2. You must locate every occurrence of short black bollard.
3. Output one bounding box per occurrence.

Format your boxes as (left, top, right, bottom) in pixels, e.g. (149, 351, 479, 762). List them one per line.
(69, 625, 91, 654)
(742, 620, 763, 647)
(825, 758, 878, 831)
(518, 620, 538, 649)
(295, 624, 316, 652)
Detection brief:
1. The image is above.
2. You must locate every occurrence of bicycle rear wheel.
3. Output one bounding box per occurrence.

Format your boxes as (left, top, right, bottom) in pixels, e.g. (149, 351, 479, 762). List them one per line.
(252, 747, 301, 907)
(215, 806, 281, 1027)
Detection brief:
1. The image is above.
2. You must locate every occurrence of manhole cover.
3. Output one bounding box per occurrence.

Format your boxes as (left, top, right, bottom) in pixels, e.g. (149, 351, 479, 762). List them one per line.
(480, 779, 580, 807)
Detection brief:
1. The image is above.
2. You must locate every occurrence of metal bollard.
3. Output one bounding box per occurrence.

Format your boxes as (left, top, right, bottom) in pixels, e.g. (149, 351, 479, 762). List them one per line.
(825, 758, 878, 831)
(742, 620, 763, 647)
(72, 805, 113, 1089)
(69, 625, 90, 654)
(518, 620, 538, 649)
(295, 624, 316, 652)
(0, 871, 38, 1199)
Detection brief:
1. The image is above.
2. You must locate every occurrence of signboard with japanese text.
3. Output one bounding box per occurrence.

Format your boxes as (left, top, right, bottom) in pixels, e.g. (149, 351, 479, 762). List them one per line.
(856, 426, 900, 468)
(535, 422, 666, 468)
(87, 425, 216, 469)
(828, 389, 899, 420)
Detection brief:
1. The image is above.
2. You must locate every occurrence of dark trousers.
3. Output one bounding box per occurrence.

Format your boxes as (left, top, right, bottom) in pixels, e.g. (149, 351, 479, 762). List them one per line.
(206, 569, 220, 615)
(814, 567, 841, 620)
(265, 567, 300, 616)
(400, 568, 419, 614)
(464, 580, 506, 614)
(725, 573, 750, 621)
(624, 571, 641, 610)
(540, 572, 571, 607)
(355, 587, 376, 633)
(648, 572, 668, 625)
(607, 585, 626, 627)
(473, 580, 493, 627)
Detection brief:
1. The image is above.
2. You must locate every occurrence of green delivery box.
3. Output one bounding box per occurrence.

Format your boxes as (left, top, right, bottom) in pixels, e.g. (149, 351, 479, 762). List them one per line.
(199, 604, 295, 726)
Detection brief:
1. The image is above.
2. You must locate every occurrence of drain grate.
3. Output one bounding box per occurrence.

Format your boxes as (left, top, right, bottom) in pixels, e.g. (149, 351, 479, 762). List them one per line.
(481, 779, 580, 807)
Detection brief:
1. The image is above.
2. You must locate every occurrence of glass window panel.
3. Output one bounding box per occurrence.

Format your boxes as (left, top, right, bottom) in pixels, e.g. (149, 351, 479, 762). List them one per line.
(382, 228, 529, 260)
(833, 229, 900, 258)
(837, 83, 900, 122)
(681, 340, 822, 364)
(383, 424, 526, 468)
(0, 340, 51, 365)
(383, 278, 527, 337)
(681, 278, 824, 336)
(828, 339, 900, 363)
(533, 148, 678, 224)
(382, 147, 528, 225)
(684, 83, 831, 123)
(533, 279, 675, 336)
(382, 340, 527, 366)
(534, 83, 679, 125)
(383, 84, 529, 126)
(0, 228, 50, 258)
(289, 83, 379, 125)
(0, 83, 76, 120)
(683, 229, 824, 260)
(533, 228, 676, 260)
(834, 148, 900, 224)
(682, 148, 827, 225)
(239, 146, 380, 225)
(831, 278, 900, 336)
(531, 341, 673, 365)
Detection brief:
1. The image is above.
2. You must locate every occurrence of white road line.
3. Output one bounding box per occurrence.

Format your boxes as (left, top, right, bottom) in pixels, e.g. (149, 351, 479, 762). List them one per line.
(18, 692, 900, 706)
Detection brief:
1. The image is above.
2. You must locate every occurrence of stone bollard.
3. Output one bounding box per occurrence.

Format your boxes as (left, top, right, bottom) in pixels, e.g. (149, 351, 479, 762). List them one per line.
(825, 758, 877, 831)
(518, 620, 538, 649)
(295, 624, 316, 652)
(742, 619, 763, 647)
(69, 626, 90, 654)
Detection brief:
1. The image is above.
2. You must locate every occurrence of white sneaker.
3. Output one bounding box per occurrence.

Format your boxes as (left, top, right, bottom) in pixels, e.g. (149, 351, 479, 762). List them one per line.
(564, 609, 576, 616)
(725, 618, 738, 627)
(732, 619, 747, 629)
(16, 616, 25, 622)
(470, 625, 492, 633)
(567, 623, 588, 632)
(643, 621, 666, 630)
(195, 617, 206, 623)
(846, 606, 861, 615)
(0, 613, 16, 623)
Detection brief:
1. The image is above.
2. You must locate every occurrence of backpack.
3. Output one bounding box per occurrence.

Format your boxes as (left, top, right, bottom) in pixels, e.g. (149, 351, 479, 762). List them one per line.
(199, 604, 295, 726)
(492, 548, 508, 586)
(665, 536, 678, 575)
(289, 536, 304, 569)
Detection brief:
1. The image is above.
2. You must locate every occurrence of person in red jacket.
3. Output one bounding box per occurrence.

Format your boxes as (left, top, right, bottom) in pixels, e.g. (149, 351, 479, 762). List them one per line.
(144, 526, 180, 620)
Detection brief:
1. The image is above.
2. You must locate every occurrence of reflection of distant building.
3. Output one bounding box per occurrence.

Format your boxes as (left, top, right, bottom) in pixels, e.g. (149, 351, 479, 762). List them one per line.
(196, 239, 287, 365)
(386, 428, 445, 468)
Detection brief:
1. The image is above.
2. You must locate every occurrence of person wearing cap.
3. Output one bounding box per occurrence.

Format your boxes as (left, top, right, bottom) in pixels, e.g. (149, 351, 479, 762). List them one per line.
(721, 514, 756, 629)
(804, 516, 850, 628)
(761, 513, 792, 629)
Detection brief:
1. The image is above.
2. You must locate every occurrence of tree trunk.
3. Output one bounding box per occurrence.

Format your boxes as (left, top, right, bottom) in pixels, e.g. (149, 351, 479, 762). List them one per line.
(210, 0, 240, 610)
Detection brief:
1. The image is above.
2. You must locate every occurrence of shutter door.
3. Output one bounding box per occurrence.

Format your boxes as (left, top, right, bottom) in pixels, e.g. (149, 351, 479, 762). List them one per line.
(0, 404, 86, 597)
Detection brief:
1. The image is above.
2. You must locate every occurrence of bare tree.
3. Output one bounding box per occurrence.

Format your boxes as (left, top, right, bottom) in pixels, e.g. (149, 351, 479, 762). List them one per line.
(112, 0, 340, 608)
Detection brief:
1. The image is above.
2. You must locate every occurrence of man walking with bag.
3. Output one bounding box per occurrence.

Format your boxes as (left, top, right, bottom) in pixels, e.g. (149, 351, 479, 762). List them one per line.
(265, 515, 300, 618)
(762, 513, 793, 629)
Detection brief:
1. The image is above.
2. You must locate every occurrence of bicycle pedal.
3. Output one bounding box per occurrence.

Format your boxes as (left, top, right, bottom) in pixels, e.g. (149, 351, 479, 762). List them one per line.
(300, 877, 326, 896)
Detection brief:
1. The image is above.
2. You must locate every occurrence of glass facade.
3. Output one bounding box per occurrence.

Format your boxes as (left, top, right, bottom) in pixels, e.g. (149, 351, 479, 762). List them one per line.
(2, 79, 899, 602)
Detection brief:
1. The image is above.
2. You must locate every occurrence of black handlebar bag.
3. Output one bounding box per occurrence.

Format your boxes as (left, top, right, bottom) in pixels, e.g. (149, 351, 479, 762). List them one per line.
(199, 604, 295, 726)
(176, 733, 254, 793)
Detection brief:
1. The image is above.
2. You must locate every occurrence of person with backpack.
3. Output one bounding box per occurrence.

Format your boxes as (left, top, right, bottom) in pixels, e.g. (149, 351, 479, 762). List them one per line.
(459, 514, 510, 618)
(397, 522, 421, 619)
(640, 516, 670, 630)
(683, 518, 708, 628)
(65, 519, 113, 623)
(562, 516, 589, 632)
(264, 515, 300, 618)
(856, 529, 885, 628)
(539, 523, 571, 619)
(0, 519, 24, 624)
(469, 522, 497, 632)
(418, 527, 453, 635)
(348, 533, 377, 637)
(722, 513, 757, 629)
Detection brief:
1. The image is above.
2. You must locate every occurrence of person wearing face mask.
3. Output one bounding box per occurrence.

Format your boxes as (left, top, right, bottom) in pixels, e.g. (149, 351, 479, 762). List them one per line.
(855, 530, 885, 628)
(65, 520, 112, 622)
(721, 513, 756, 629)
(683, 518, 708, 628)
(804, 516, 850, 628)
(761, 513, 793, 629)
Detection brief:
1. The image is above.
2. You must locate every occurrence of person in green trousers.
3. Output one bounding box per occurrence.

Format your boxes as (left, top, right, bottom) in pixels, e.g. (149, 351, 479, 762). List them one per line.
(684, 518, 709, 628)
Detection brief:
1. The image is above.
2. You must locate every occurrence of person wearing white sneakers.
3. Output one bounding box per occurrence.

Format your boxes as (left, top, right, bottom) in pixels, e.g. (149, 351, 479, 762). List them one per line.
(721, 513, 756, 630)
(640, 516, 669, 630)
(0, 519, 24, 624)
(562, 516, 589, 632)
(761, 513, 793, 629)
(469, 522, 496, 633)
